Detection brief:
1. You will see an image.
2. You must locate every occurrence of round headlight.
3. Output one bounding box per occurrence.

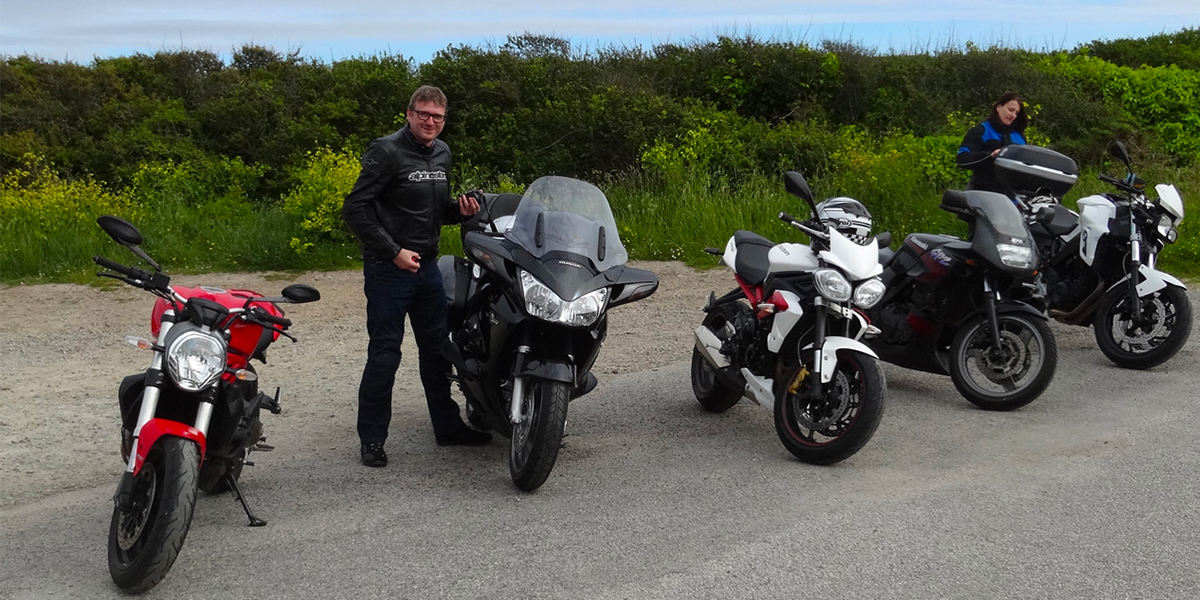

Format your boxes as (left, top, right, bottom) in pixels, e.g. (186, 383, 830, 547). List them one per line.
(813, 268, 852, 303)
(166, 330, 227, 391)
(853, 278, 886, 309)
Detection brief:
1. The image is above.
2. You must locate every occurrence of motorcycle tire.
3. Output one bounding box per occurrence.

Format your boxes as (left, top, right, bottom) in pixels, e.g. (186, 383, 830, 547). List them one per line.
(773, 351, 886, 465)
(509, 378, 569, 492)
(949, 313, 1057, 411)
(1093, 285, 1192, 370)
(108, 436, 200, 593)
(690, 302, 746, 413)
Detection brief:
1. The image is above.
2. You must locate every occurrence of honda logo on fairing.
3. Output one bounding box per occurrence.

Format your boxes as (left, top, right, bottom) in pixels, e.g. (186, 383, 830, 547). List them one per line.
(556, 260, 584, 269)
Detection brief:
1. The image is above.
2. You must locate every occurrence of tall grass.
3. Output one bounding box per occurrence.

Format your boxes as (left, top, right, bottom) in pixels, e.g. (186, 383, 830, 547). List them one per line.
(3, 149, 1197, 284)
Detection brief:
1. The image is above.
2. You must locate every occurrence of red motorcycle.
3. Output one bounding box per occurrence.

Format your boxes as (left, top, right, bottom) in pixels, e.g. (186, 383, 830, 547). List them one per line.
(92, 215, 319, 593)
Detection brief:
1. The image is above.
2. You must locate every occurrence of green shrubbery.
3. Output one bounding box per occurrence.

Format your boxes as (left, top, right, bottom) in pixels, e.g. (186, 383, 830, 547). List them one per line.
(2, 29, 1198, 282)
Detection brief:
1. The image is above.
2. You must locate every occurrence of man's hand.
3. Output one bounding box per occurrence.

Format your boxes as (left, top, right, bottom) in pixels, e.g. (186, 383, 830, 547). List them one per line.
(393, 248, 421, 272)
(458, 193, 480, 217)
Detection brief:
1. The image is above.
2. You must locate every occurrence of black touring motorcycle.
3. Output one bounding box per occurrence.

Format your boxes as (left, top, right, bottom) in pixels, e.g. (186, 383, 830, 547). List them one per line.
(438, 176, 659, 491)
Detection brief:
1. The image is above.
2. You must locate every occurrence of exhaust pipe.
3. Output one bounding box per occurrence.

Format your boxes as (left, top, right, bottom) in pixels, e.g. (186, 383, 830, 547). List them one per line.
(693, 326, 731, 368)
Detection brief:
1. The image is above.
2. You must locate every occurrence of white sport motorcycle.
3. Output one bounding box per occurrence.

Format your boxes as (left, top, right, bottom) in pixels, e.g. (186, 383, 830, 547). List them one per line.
(691, 171, 887, 464)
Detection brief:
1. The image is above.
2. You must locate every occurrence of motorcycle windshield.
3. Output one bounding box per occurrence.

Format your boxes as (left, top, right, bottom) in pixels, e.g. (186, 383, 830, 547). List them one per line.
(506, 176, 629, 271)
(968, 192, 1031, 240)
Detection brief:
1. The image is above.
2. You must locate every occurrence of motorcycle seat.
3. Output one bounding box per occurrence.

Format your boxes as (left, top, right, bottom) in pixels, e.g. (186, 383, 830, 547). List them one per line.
(1038, 204, 1078, 237)
(733, 230, 775, 286)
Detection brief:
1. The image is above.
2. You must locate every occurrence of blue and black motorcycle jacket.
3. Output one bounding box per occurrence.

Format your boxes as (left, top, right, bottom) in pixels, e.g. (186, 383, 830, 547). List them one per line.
(956, 116, 1027, 194)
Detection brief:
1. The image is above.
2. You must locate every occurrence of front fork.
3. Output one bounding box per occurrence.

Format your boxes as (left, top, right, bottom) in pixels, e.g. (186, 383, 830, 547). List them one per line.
(983, 276, 1004, 352)
(509, 345, 531, 425)
(115, 315, 215, 511)
(1127, 225, 1146, 325)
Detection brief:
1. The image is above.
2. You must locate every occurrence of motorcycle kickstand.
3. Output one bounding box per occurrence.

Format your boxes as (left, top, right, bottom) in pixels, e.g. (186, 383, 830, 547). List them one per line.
(225, 473, 267, 527)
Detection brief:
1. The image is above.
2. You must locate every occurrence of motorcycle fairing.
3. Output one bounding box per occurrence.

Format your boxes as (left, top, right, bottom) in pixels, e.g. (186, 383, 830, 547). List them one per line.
(1156, 184, 1185, 221)
(1076, 194, 1117, 266)
(818, 228, 883, 280)
(767, 290, 804, 353)
(605, 264, 660, 307)
(131, 418, 207, 475)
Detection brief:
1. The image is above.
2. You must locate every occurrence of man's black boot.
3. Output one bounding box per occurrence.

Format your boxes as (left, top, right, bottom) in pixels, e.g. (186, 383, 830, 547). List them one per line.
(436, 427, 492, 447)
(361, 442, 388, 467)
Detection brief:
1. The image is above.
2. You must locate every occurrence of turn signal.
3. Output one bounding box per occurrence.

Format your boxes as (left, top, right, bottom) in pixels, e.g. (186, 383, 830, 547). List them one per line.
(124, 335, 154, 350)
(232, 369, 258, 382)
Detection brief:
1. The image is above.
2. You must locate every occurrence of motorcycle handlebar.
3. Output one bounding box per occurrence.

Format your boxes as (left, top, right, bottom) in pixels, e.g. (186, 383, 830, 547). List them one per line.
(778, 212, 797, 224)
(251, 307, 292, 329)
(93, 255, 133, 277)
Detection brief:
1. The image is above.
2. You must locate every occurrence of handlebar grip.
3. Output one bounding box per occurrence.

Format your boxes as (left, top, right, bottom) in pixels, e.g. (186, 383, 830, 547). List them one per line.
(93, 256, 133, 276)
(1098, 173, 1122, 186)
(252, 307, 292, 328)
(778, 212, 797, 223)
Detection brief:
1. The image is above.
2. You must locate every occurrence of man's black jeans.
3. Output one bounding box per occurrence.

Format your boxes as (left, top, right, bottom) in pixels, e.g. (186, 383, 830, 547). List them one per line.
(357, 257, 463, 445)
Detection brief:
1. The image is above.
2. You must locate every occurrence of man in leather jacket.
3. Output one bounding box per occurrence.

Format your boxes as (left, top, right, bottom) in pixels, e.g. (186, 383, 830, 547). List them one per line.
(342, 85, 491, 467)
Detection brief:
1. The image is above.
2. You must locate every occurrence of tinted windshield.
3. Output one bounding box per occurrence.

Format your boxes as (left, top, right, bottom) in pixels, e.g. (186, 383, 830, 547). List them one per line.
(968, 192, 1031, 239)
(506, 176, 628, 270)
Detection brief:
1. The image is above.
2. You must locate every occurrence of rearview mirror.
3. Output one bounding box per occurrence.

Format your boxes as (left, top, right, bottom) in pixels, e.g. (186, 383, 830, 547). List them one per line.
(1107, 141, 1131, 168)
(97, 215, 143, 246)
(281, 284, 321, 304)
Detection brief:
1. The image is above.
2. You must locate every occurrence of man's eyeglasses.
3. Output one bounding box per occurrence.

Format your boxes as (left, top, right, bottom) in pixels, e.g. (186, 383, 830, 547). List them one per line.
(410, 110, 446, 124)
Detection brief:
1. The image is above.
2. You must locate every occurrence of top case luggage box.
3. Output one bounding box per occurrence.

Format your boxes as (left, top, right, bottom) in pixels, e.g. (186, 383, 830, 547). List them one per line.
(994, 145, 1079, 196)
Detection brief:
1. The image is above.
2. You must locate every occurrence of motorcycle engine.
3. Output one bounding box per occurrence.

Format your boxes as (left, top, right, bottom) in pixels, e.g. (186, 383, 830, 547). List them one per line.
(720, 310, 773, 375)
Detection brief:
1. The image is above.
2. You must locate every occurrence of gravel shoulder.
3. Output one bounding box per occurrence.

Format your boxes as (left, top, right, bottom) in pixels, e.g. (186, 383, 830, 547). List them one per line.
(0, 261, 727, 508)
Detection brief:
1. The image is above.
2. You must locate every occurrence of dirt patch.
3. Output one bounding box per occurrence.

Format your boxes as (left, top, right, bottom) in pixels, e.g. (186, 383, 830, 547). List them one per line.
(0, 261, 727, 507)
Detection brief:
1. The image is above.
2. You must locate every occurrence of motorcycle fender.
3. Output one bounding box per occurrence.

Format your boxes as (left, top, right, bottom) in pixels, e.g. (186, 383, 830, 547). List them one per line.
(517, 359, 575, 385)
(132, 418, 207, 475)
(1108, 264, 1188, 296)
(767, 290, 804, 353)
(994, 301, 1049, 320)
(812, 337, 878, 384)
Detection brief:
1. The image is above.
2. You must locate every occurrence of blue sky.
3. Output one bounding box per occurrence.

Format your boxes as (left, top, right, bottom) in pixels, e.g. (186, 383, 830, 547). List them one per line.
(2, 1, 1197, 63)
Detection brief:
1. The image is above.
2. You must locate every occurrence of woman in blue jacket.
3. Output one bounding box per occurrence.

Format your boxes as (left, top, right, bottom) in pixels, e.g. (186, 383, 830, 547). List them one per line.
(957, 92, 1028, 193)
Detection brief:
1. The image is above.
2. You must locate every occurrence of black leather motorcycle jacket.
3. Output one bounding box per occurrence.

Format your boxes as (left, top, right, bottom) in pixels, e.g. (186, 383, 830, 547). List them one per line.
(342, 125, 462, 262)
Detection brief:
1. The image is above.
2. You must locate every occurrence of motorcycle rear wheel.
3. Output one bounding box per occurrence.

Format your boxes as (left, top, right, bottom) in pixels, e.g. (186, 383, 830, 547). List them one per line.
(1093, 285, 1192, 370)
(690, 302, 746, 413)
(108, 437, 199, 593)
(773, 351, 885, 465)
(950, 313, 1057, 411)
(509, 378, 569, 491)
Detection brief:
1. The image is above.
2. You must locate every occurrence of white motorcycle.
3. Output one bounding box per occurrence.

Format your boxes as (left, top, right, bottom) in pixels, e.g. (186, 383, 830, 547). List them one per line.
(998, 141, 1192, 369)
(691, 171, 887, 464)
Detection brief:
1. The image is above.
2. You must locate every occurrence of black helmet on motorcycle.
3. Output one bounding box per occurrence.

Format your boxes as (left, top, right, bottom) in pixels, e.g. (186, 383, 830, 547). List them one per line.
(815, 197, 873, 245)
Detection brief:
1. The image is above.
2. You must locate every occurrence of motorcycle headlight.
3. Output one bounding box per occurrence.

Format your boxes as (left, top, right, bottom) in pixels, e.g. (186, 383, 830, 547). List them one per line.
(518, 269, 609, 327)
(853, 278, 886, 309)
(813, 268, 852, 303)
(997, 243, 1035, 270)
(1156, 214, 1178, 244)
(166, 330, 227, 391)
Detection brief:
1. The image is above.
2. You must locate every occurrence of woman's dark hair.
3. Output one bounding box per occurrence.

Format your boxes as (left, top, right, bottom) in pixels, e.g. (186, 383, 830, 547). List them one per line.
(989, 92, 1028, 131)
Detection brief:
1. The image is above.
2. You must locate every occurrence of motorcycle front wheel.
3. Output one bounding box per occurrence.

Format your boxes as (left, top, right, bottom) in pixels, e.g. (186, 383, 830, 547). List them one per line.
(108, 436, 199, 593)
(509, 377, 569, 491)
(950, 313, 1057, 411)
(1093, 285, 1192, 370)
(773, 351, 885, 465)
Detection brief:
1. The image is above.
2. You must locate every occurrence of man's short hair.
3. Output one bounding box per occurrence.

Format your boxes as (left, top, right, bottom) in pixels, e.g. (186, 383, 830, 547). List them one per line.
(408, 85, 447, 111)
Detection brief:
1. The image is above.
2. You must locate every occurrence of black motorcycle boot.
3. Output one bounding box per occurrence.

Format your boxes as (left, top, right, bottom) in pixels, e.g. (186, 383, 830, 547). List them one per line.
(361, 442, 388, 467)
(435, 427, 492, 447)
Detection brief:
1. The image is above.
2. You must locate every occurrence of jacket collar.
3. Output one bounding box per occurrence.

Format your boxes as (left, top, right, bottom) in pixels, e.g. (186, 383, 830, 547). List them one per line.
(399, 125, 435, 155)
